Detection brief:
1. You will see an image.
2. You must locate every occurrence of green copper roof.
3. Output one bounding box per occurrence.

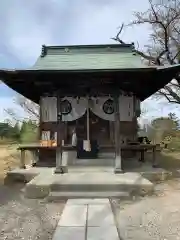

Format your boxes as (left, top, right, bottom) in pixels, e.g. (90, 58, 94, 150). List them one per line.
(1, 44, 180, 103)
(31, 44, 150, 70)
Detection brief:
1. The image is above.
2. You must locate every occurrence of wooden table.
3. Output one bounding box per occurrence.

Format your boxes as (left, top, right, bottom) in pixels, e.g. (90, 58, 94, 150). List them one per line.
(17, 144, 76, 168)
(122, 144, 157, 165)
(100, 144, 157, 166)
(17, 144, 76, 151)
(17, 143, 158, 168)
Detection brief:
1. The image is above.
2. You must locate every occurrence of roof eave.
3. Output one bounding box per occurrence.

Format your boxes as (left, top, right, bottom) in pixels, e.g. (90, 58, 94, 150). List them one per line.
(157, 64, 180, 73)
(0, 67, 156, 75)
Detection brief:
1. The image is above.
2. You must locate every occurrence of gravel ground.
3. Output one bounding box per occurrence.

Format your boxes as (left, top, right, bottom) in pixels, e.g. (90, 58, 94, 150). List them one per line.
(0, 183, 65, 240)
(112, 179, 180, 240)
(2, 179, 180, 240)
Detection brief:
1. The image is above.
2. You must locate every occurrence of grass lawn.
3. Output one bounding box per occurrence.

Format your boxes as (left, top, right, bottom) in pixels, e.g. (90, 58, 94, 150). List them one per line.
(0, 144, 32, 183)
(0, 144, 20, 182)
(158, 150, 180, 170)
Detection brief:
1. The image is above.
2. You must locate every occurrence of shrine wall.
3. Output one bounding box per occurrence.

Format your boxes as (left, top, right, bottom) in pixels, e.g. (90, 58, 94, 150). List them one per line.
(39, 95, 140, 144)
(40, 96, 141, 122)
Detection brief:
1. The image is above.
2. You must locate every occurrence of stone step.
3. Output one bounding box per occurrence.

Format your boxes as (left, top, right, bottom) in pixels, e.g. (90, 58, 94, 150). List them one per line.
(72, 159, 114, 167)
(51, 183, 143, 193)
(47, 191, 130, 201)
(35, 162, 55, 167)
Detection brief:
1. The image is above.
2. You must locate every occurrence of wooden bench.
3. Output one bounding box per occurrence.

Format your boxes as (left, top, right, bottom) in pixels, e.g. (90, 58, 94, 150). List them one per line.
(100, 144, 157, 166)
(17, 144, 76, 168)
(17, 143, 158, 169)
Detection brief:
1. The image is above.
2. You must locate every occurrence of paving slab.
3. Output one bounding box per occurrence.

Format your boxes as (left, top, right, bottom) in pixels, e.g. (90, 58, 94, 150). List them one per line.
(67, 198, 110, 205)
(52, 227, 85, 240)
(87, 226, 119, 240)
(58, 205, 87, 227)
(88, 204, 115, 227)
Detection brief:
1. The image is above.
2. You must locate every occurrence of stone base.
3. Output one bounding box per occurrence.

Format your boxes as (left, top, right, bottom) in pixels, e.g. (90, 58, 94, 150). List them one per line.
(152, 164, 159, 168)
(20, 166, 26, 169)
(7, 168, 155, 199)
(114, 168, 123, 174)
(6, 167, 41, 183)
(141, 169, 172, 182)
(54, 166, 68, 174)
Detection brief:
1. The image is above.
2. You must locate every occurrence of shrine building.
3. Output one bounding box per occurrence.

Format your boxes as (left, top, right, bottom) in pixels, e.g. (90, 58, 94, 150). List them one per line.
(0, 43, 180, 173)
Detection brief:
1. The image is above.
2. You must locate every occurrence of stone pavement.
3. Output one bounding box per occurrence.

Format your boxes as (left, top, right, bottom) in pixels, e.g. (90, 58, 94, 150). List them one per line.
(52, 198, 120, 240)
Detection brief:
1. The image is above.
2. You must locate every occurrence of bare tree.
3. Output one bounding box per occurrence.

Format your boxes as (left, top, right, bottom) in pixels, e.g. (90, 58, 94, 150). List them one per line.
(0, 81, 39, 123)
(16, 95, 39, 120)
(113, 0, 180, 104)
(5, 96, 39, 124)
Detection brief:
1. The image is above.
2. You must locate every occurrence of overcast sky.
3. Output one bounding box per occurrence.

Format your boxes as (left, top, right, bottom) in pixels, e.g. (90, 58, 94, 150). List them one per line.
(0, 0, 179, 123)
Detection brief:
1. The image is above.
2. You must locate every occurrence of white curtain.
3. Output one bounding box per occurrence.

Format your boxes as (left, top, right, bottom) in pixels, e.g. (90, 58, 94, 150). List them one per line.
(89, 97, 115, 121)
(89, 96, 134, 122)
(41, 97, 57, 122)
(41, 96, 135, 122)
(61, 97, 88, 121)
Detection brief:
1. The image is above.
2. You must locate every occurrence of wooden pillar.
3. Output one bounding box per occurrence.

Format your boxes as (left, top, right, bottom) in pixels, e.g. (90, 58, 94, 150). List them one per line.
(54, 94, 65, 173)
(114, 95, 122, 173)
(64, 122, 68, 144)
(38, 98, 42, 141)
(109, 121, 114, 144)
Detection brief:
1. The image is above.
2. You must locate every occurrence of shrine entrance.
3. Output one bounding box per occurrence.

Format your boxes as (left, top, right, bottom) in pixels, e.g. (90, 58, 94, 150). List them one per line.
(62, 97, 115, 160)
(75, 110, 113, 159)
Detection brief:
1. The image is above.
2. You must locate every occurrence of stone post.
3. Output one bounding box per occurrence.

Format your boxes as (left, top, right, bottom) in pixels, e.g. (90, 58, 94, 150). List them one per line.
(55, 147, 63, 173)
(152, 144, 160, 168)
(114, 94, 122, 173)
(31, 150, 39, 167)
(20, 149, 26, 169)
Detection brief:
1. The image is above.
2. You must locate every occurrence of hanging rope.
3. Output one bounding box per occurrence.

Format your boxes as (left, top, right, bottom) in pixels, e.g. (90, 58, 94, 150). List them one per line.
(83, 97, 91, 152)
(87, 99, 90, 141)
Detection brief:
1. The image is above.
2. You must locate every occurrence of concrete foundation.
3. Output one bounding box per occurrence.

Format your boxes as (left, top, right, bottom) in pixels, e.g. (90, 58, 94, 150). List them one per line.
(6, 166, 158, 200)
(6, 159, 173, 200)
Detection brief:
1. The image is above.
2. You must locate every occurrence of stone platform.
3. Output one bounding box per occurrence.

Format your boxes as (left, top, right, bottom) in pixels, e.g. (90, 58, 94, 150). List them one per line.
(7, 166, 155, 199)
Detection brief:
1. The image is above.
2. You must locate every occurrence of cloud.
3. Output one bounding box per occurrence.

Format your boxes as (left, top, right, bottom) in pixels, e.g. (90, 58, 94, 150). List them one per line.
(0, 0, 150, 66)
(140, 97, 180, 126)
(1, 0, 177, 122)
(0, 84, 16, 97)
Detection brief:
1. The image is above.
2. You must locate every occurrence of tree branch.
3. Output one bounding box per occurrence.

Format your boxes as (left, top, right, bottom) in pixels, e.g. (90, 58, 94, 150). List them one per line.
(172, 48, 180, 62)
(158, 89, 179, 103)
(112, 23, 166, 65)
(16, 96, 39, 120)
(111, 24, 126, 44)
(113, 0, 180, 104)
(164, 85, 180, 102)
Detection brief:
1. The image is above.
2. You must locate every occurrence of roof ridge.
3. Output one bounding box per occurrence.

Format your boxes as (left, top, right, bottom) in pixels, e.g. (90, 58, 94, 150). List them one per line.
(40, 43, 135, 57)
